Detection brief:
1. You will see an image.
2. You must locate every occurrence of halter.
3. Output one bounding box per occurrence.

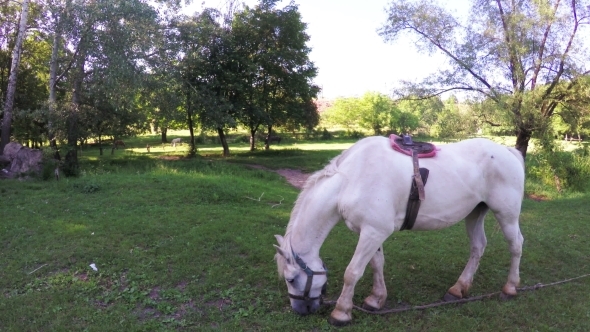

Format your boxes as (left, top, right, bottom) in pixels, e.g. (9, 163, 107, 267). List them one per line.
(288, 252, 328, 304)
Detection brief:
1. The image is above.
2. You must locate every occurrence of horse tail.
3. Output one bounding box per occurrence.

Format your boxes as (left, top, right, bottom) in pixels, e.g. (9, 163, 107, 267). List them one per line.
(507, 147, 525, 170)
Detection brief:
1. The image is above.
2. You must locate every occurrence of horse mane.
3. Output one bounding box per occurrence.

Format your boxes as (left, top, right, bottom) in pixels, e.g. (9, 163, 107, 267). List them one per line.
(275, 235, 293, 278)
(276, 149, 349, 278)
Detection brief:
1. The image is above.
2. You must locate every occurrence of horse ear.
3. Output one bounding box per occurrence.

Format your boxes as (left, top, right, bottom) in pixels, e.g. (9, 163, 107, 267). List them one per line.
(274, 244, 287, 258)
(274, 235, 284, 246)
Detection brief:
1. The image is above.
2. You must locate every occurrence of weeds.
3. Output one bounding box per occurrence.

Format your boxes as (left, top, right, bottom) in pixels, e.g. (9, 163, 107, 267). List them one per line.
(528, 139, 590, 193)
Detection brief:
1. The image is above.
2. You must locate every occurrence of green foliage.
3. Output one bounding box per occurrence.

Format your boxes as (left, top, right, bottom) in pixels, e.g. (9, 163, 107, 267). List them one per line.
(320, 127, 333, 140)
(39, 148, 59, 181)
(321, 97, 362, 130)
(322, 93, 465, 137)
(392, 99, 423, 134)
(231, 1, 319, 150)
(430, 97, 478, 140)
(528, 137, 590, 192)
(357, 92, 394, 135)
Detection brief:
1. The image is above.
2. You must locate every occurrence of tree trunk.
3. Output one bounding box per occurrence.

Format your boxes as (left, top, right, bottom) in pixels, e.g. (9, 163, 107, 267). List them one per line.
(249, 128, 257, 151)
(48, 27, 60, 158)
(265, 125, 272, 150)
(0, 0, 30, 154)
(514, 128, 531, 160)
(64, 45, 86, 176)
(186, 89, 196, 157)
(217, 127, 230, 157)
(161, 127, 168, 143)
(64, 111, 79, 176)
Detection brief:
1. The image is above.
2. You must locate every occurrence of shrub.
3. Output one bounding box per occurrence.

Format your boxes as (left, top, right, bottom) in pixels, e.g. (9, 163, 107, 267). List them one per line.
(320, 128, 333, 140)
(528, 142, 590, 193)
(40, 148, 60, 181)
(346, 130, 365, 139)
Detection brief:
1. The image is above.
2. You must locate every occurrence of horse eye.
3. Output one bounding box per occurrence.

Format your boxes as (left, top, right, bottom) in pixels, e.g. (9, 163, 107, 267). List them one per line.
(286, 278, 294, 283)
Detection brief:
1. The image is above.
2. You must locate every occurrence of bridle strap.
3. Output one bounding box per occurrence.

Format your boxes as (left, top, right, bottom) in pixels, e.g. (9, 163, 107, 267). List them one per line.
(288, 252, 327, 302)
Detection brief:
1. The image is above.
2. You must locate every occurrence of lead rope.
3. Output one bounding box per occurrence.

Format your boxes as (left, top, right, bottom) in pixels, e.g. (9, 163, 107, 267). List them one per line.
(322, 273, 590, 315)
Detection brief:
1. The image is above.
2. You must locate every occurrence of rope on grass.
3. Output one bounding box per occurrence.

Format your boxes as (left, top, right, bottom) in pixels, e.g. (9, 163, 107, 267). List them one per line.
(27, 264, 48, 275)
(322, 273, 590, 315)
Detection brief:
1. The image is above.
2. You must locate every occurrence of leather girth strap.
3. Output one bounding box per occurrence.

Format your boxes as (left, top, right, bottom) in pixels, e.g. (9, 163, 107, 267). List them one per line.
(400, 150, 430, 231)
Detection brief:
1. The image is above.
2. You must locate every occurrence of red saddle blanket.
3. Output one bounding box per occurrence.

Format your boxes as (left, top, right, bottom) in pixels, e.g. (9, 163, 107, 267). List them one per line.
(389, 134, 438, 158)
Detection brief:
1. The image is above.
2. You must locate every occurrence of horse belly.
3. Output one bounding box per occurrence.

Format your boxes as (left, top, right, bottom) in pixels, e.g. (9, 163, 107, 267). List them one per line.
(406, 157, 488, 231)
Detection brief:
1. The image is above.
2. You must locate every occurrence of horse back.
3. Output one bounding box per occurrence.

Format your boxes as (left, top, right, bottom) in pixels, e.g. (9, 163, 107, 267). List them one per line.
(333, 137, 524, 231)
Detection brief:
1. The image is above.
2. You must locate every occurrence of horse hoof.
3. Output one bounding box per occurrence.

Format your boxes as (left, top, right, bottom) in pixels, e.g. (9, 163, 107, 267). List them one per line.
(500, 292, 515, 301)
(361, 302, 379, 312)
(443, 292, 461, 302)
(328, 316, 352, 327)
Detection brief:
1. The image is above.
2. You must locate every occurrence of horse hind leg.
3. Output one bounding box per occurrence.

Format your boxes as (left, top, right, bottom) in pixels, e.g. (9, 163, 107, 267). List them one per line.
(495, 211, 524, 299)
(361, 246, 387, 311)
(445, 203, 489, 301)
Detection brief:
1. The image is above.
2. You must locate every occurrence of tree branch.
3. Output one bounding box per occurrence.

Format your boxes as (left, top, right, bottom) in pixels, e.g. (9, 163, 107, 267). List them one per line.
(542, 0, 579, 104)
(530, 0, 561, 89)
(397, 86, 495, 101)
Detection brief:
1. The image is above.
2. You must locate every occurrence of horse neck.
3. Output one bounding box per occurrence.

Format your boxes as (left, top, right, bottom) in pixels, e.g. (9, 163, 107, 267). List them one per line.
(287, 194, 340, 261)
(286, 160, 343, 262)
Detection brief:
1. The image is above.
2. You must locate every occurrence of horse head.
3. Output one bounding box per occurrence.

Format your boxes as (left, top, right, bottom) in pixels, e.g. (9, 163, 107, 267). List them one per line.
(274, 235, 327, 315)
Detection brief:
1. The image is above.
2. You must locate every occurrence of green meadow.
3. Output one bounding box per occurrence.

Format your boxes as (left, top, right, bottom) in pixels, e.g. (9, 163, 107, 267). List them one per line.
(1, 134, 589, 331)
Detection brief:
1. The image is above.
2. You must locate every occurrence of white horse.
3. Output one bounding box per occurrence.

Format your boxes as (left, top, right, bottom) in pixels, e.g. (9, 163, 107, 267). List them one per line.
(274, 136, 525, 325)
(171, 138, 182, 147)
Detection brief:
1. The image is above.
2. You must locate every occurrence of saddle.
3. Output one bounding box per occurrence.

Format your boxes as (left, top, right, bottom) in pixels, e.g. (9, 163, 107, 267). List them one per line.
(389, 134, 437, 231)
(390, 134, 437, 158)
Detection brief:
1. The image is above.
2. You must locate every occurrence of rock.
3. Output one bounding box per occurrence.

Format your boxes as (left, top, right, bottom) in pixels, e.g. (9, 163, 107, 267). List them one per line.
(1, 142, 44, 179)
(3, 142, 23, 160)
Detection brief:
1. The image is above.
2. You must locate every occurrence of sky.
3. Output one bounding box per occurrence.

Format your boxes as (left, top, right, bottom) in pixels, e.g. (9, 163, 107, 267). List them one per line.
(183, 0, 470, 100)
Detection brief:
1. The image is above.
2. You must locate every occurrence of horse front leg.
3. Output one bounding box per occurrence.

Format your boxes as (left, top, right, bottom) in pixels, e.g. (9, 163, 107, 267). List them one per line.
(362, 246, 387, 311)
(329, 230, 388, 326)
(445, 205, 488, 301)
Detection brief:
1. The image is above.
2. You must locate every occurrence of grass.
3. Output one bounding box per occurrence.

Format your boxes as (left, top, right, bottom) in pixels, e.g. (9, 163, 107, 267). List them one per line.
(1, 134, 590, 331)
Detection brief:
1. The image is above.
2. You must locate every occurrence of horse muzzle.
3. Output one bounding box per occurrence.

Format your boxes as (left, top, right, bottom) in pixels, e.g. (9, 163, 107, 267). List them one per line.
(290, 297, 321, 315)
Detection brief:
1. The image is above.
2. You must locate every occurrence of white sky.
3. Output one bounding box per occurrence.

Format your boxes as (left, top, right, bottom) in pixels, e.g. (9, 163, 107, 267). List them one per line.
(183, 0, 471, 99)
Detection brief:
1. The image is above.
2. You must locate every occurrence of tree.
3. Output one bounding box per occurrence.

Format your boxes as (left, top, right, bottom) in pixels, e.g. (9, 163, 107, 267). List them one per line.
(552, 77, 590, 139)
(380, 0, 590, 158)
(321, 97, 361, 131)
(391, 101, 420, 135)
(395, 96, 444, 134)
(357, 92, 393, 135)
(431, 96, 477, 140)
(45, 0, 166, 174)
(323, 92, 419, 135)
(177, 9, 238, 156)
(1, 0, 30, 153)
(231, 0, 319, 151)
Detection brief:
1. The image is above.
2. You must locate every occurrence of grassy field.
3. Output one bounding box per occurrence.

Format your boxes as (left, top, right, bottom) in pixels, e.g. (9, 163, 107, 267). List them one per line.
(1, 134, 589, 331)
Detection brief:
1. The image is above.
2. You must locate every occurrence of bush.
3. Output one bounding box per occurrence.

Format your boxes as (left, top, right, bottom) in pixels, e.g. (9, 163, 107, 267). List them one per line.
(528, 143, 590, 192)
(40, 148, 60, 181)
(320, 128, 333, 140)
(236, 135, 250, 143)
(346, 130, 365, 139)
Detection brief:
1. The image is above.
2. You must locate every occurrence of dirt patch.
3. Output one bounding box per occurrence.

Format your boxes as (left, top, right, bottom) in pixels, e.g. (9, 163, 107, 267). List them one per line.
(275, 169, 309, 189)
(149, 286, 161, 300)
(176, 281, 188, 292)
(527, 194, 550, 202)
(157, 155, 185, 161)
(247, 164, 310, 190)
(205, 298, 232, 311)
